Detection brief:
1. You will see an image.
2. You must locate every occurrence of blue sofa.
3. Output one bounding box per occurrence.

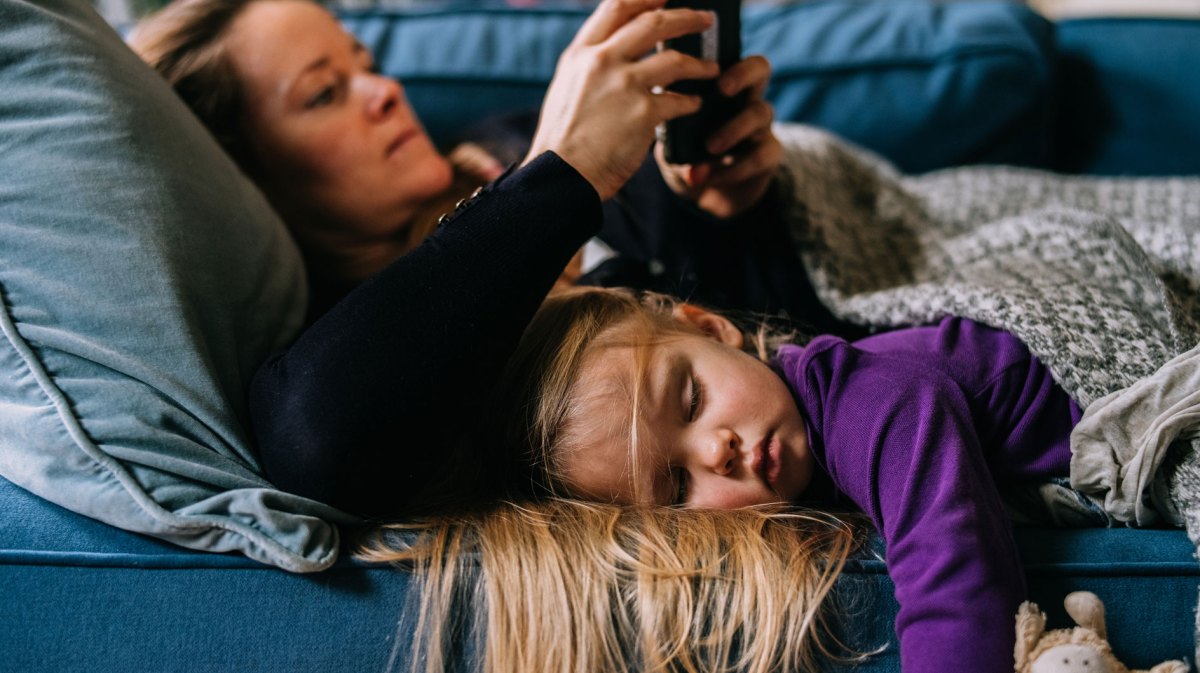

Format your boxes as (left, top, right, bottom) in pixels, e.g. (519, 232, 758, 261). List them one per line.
(2, 1, 1199, 671)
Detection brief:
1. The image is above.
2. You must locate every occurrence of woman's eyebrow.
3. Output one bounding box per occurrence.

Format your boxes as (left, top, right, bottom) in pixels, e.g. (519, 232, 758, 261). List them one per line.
(286, 39, 366, 96)
(286, 55, 331, 97)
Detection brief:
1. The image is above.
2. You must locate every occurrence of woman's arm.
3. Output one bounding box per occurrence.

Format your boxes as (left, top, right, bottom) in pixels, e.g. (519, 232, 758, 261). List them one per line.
(249, 153, 601, 517)
(250, 0, 724, 518)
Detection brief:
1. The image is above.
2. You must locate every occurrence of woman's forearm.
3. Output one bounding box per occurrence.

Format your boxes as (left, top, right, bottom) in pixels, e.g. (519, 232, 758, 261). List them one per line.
(248, 152, 602, 517)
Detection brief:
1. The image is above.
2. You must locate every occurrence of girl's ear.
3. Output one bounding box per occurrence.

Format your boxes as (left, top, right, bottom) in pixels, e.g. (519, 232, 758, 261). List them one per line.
(672, 304, 744, 348)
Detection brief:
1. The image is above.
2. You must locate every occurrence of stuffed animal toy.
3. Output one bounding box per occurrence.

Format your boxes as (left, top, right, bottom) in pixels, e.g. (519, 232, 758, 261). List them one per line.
(1015, 591, 1190, 673)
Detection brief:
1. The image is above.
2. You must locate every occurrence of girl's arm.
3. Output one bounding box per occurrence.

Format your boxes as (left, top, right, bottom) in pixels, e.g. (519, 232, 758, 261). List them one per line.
(787, 341, 1025, 673)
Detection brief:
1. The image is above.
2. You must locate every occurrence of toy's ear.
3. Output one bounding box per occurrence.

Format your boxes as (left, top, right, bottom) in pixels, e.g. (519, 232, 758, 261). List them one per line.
(672, 304, 744, 348)
(1015, 601, 1048, 669)
(1065, 591, 1107, 640)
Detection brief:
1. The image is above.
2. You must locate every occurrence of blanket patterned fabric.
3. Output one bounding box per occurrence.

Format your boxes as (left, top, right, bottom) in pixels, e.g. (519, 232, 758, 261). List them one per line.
(773, 123, 1200, 658)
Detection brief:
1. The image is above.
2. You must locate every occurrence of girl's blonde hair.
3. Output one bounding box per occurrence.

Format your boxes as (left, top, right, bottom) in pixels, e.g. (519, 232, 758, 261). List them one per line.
(355, 288, 860, 673)
(357, 499, 863, 673)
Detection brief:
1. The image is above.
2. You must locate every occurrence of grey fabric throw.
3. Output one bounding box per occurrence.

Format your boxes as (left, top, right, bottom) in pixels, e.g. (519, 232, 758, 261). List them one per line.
(774, 123, 1200, 658)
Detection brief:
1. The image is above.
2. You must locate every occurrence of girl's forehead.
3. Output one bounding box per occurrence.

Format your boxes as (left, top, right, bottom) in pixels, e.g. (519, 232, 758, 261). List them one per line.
(572, 343, 640, 430)
(561, 336, 694, 502)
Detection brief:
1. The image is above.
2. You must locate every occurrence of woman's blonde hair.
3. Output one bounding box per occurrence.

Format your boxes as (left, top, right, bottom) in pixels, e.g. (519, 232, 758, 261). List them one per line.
(357, 499, 864, 673)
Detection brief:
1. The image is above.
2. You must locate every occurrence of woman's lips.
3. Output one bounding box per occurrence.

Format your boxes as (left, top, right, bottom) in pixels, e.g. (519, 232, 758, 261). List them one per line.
(385, 128, 418, 158)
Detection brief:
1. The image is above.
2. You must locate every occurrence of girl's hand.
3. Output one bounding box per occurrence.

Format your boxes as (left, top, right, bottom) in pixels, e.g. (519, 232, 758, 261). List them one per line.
(524, 0, 720, 201)
(655, 55, 783, 219)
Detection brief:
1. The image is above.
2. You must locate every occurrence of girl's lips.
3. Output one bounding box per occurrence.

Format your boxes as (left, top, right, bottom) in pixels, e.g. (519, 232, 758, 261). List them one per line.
(757, 431, 780, 487)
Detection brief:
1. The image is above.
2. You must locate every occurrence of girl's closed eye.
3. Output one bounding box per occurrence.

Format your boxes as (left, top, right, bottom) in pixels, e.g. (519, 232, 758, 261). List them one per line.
(687, 373, 703, 422)
(673, 467, 689, 505)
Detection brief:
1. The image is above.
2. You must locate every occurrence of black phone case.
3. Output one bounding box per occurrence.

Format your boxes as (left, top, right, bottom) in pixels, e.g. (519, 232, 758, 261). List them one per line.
(658, 0, 743, 165)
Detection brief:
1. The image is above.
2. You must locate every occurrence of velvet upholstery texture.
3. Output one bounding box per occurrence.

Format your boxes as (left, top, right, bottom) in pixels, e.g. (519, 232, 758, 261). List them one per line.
(347, 0, 1057, 173)
(0, 0, 349, 572)
(2, 473, 1196, 672)
(1053, 18, 1200, 175)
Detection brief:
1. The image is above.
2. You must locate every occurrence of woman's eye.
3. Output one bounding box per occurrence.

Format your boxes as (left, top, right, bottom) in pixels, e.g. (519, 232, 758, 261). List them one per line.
(305, 85, 336, 109)
(674, 468, 689, 505)
(686, 374, 702, 422)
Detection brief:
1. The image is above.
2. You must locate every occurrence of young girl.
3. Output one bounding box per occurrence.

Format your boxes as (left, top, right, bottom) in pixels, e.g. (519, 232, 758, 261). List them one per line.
(482, 285, 1083, 673)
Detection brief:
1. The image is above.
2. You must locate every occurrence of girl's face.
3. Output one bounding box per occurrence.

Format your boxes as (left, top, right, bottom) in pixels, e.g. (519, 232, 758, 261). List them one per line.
(562, 309, 815, 509)
(224, 0, 452, 245)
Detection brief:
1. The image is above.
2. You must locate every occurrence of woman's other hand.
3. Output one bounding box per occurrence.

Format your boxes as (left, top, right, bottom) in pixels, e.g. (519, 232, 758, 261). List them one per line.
(655, 55, 783, 219)
(524, 0, 719, 201)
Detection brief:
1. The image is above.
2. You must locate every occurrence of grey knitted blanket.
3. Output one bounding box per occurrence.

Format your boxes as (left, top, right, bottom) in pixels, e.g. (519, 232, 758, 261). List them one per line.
(775, 123, 1200, 657)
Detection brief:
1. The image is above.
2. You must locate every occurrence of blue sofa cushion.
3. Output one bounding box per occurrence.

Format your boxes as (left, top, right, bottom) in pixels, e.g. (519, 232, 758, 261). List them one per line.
(1, 472, 1194, 672)
(1053, 18, 1200, 176)
(0, 0, 349, 572)
(344, 0, 1056, 173)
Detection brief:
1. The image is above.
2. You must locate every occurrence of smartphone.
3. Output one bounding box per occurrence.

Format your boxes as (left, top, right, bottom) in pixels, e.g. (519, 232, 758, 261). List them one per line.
(657, 0, 743, 165)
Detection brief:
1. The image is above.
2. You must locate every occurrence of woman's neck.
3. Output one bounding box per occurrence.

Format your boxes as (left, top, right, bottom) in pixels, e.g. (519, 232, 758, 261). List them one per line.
(300, 166, 487, 317)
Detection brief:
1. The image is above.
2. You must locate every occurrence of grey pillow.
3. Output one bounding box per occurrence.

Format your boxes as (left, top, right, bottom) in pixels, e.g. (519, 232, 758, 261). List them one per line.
(0, 0, 352, 572)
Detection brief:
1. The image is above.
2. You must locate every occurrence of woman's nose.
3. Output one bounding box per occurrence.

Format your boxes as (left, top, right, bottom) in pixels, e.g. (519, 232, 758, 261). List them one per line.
(361, 74, 403, 122)
(700, 429, 739, 476)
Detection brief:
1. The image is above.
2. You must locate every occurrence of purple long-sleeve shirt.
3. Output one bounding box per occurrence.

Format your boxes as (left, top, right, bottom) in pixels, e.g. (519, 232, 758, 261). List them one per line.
(775, 317, 1081, 673)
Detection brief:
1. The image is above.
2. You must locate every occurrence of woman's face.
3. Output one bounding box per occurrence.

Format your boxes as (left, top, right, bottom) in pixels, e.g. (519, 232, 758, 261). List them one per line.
(224, 0, 452, 246)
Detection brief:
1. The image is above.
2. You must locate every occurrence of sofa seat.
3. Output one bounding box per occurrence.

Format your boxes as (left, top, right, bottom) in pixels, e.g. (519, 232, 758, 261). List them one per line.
(2, 474, 1194, 672)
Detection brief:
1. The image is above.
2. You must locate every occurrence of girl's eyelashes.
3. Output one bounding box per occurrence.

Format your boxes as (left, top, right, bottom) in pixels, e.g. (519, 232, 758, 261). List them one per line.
(686, 374, 703, 422)
(673, 467, 689, 505)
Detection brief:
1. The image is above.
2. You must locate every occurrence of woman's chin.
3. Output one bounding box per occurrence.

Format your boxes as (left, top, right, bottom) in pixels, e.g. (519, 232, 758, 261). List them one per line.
(409, 152, 454, 198)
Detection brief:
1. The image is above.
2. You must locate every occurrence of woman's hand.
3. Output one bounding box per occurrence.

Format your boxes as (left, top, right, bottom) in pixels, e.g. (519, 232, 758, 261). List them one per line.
(655, 55, 783, 219)
(524, 0, 720, 201)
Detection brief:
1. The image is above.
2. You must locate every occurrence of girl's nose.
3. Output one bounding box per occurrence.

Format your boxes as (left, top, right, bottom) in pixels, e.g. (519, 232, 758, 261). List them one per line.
(361, 74, 403, 122)
(701, 429, 739, 476)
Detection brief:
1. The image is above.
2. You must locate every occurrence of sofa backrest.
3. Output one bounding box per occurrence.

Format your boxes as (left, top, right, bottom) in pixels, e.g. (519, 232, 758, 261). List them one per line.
(1053, 17, 1200, 176)
(344, 0, 1058, 174)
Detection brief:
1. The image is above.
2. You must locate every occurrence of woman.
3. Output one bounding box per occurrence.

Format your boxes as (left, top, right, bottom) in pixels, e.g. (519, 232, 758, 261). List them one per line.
(130, 0, 852, 518)
(129, 0, 831, 319)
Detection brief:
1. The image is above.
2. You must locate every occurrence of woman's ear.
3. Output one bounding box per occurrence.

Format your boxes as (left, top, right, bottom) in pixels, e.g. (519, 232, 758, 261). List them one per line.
(672, 304, 744, 348)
